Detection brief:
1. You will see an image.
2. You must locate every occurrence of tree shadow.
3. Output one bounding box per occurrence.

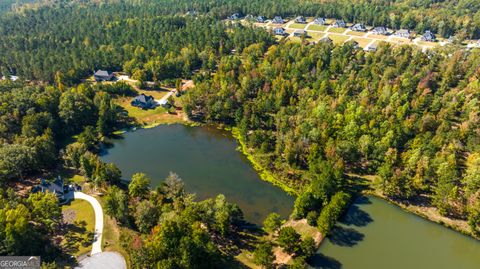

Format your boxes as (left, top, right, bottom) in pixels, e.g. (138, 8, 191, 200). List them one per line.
(339, 204, 373, 227)
(309, 253, 343, 269)
(327, 225, 364, 247)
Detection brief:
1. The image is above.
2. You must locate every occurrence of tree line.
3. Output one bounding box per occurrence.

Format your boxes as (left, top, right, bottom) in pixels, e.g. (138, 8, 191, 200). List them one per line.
(184, 41, 480, 235)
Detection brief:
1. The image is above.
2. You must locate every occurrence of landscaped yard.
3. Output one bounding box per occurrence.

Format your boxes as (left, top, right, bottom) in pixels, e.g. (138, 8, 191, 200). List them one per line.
(328, 34, 350, 44)
(62, 200, 95, 257)
(352, 37, 373, 48)
(368, 34, 388, 40)
(289, 23, 307, 29)
(307, 24, 327, 31)
(328, 27, 347, 33)
(115, 89, 185, 127)
(307, 32, 325, 41)
(346, 30, 366, 37)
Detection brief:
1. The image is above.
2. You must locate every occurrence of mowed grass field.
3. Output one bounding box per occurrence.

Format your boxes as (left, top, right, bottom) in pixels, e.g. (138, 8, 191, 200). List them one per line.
(352, 37, 373, 48)
(307, 24, 327, 31)
(62, 200, 95, 256)
(328, 34, 350, 44)
(289, 23, 307, 29)
(328, 27, 347, 33)
(346, 30, 367, 37)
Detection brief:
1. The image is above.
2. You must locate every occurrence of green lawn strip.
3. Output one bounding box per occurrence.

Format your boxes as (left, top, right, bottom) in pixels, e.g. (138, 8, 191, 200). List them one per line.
(352, 37, 373, 48)
(328, 27, 347, 33)
(368, 34, 388, 40)
(231, 128, 298, 196)
(62, 200, 95, 257)
(307, 24, 327, 31)
(328, 34, 350, 44)
(289, 23, 307, 29)
(346, 30, 366, 37)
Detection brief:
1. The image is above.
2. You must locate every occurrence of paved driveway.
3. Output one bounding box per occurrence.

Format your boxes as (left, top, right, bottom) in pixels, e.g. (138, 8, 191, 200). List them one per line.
(76, 252, 127, 269)
(73, 192, 104, 255)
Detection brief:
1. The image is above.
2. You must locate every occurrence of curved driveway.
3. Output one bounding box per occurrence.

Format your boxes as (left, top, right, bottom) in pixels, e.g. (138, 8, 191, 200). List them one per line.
(73, 192, 104, 255)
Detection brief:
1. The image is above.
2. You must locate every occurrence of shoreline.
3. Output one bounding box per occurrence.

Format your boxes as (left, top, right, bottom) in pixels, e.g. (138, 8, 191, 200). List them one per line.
(112, 120, 478, 241)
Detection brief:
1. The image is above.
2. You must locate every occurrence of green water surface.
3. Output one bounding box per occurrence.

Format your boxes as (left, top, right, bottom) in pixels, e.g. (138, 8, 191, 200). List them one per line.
(101, 124, 294, 225)
(313, 196, 480, 269)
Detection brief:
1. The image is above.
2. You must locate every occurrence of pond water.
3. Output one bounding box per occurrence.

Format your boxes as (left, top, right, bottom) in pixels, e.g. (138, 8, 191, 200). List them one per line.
(312, 196, 480, 269)
(100, 124, 294, 225)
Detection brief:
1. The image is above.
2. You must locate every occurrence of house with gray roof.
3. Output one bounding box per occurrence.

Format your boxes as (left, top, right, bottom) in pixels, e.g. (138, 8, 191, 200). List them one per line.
(319, 36, 333, 44)
(256, 16, 267, 23)
(333, 19, 346, 28)
(228, 13, 241, 20)
(295, 16, 307, 24)
(394, 29, 411, 38)
(94, 70, 114, 82)
(313, 18, 326, 25)
(273, 27, 286, 36)
(272, 16, 284, 24)
(350, 23, 367, 32)
(32, 177, 66, 201)
(372, 26, 388, 35)
(421, 30, 436, 42)
(131, 93, 156, 109)
(293, 29, 307, 37)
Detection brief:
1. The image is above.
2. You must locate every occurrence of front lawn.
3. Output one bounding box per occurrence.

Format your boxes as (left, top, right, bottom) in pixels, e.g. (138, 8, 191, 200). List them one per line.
(328, 27, 347, 34)
(62, 200, 95, 257)
(289, 23, 307, 29)
(307, 24, 327, 31)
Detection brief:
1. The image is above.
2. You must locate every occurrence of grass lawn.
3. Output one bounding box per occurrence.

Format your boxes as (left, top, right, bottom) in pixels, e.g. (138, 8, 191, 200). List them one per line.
(307, 32, 325, 41)
(328, 27, 347, 34)
(289, 23, 307, 29)
(346, 30, 366, 37)
(390, 37, 412, 44)
(417, 40, 438, 47)
(352, 37, 374, 48)
(68, 175, 86, 184)
(62, 200, 95, 257)
(328, 34, 350, 44)
(368, 34, 388, 40)
(307, 24, 327, 31)
(115, 90, 186, 126)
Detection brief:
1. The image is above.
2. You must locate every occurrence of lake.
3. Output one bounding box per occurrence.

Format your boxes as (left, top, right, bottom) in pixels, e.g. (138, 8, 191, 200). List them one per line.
(101, 124, 294, 225)
(312, 196, 480, 269)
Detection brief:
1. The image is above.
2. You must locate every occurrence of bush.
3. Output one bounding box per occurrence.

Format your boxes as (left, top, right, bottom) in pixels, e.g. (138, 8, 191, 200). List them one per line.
(306, 211, 319, 226)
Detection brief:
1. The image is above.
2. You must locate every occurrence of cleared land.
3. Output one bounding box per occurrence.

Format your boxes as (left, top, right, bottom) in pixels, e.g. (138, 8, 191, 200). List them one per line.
(328, 27, 347, 34)
(328, 34, 350, 44)
(307, 24, 327, 31)
(289, 23, 307, 29)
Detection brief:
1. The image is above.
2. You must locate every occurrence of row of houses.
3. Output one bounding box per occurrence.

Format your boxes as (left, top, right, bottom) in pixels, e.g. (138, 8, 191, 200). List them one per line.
(229, 13, 439, 42)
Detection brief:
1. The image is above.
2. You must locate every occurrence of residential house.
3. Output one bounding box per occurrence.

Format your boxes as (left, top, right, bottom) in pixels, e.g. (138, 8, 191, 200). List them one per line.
(131, 93, 156, 109)
(319, 36, 333, 44)
(293, 29, 307, 37)
(256, 16, 267, 23)
(313, 18, 326, 25)
(333, 19, 346, 28)
(32, 177, 66, 201)
(295, 16, 307, 24)
(346, 40, 360, 49)
(394, 29, 411, 38)
(228, 13, 241, 20)
(272, 16, 284, 24)
(350, 23, 367, 32)
(94, 70, 114, 82)
(365, 43, 378, 52)
(273, 27, 286, 36)
(372, 26, 388, 35)
(1, 75, 19, 81)
(421, 30, 436, 42)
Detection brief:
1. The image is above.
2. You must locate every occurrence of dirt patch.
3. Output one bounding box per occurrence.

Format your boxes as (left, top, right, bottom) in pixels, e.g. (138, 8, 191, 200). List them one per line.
(63, 209, 77, 224)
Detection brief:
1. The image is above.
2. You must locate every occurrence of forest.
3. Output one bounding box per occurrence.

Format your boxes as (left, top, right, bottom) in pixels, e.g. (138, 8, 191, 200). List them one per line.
(184, 41, 480, 234)
(1, 0, 480, 82)
(0, 0, 480, 268)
